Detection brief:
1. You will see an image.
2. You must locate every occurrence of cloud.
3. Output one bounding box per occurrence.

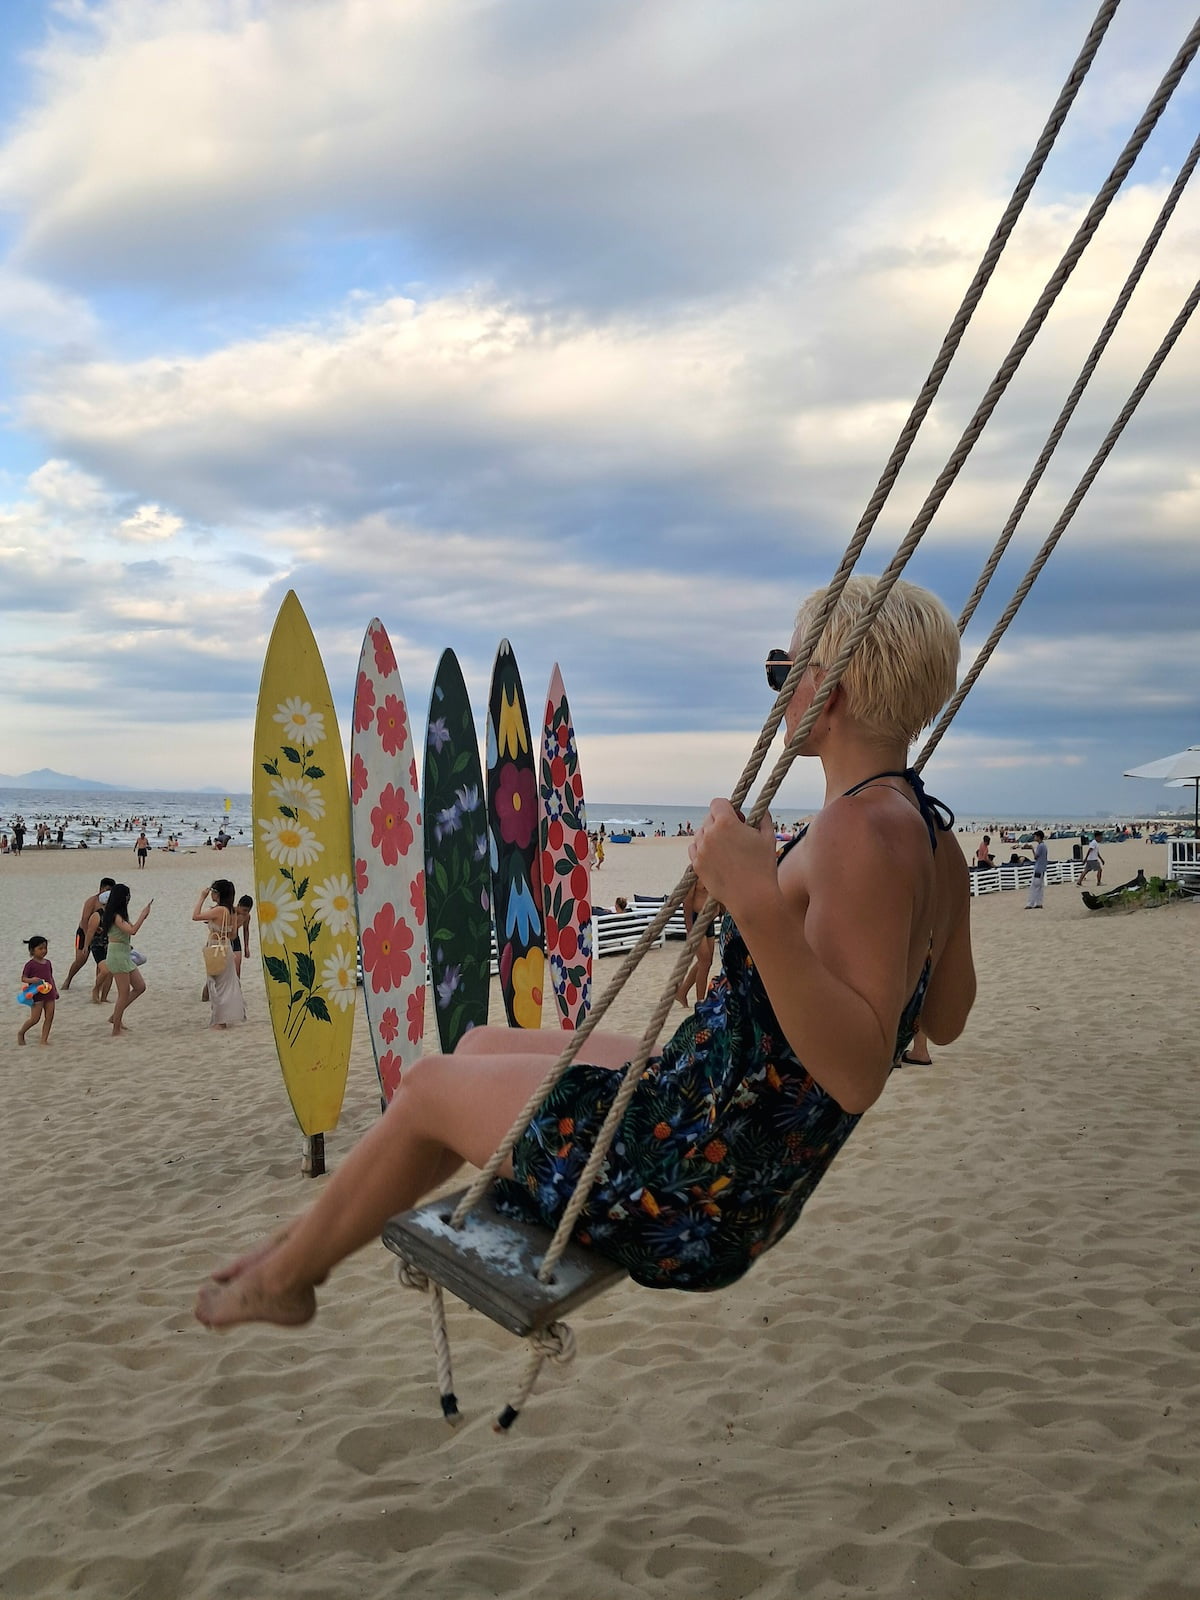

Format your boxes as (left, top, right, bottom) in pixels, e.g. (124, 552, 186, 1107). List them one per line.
(0, 0, 1197, 810)
(114, 503, 183, 543)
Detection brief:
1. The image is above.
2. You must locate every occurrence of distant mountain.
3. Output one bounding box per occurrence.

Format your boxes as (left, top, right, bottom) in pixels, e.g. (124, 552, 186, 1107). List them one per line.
(0, 768, 119, 791)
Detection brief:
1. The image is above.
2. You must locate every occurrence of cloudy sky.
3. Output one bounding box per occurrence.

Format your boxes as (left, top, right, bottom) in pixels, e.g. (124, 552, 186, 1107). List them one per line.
(0, 0, 1196, 816)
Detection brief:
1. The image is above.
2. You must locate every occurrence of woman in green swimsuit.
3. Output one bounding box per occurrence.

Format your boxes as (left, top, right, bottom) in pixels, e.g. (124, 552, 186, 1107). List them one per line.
(102, 884, 153, 1038)
(196, 576, 977, 1330)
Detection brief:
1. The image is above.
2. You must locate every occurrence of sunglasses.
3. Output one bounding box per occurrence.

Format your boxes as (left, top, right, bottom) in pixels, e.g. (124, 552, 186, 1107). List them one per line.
(765, 649, 793, 692)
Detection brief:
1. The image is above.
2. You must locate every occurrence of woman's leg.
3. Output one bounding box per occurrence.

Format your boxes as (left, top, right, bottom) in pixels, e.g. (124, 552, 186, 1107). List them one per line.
(454, 1023, 644, 1071)
(111, 973, 132, 1034)
(195, 1046, 580, 1329)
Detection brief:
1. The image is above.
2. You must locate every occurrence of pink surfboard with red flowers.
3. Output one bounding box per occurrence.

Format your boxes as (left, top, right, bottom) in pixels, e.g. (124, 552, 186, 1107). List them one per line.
(538, 664, 592, 1029)
(351, 618, 426, 1105)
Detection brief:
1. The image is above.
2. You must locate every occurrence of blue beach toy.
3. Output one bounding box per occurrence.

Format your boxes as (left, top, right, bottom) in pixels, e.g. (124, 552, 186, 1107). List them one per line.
(17, 981, 49, 1007)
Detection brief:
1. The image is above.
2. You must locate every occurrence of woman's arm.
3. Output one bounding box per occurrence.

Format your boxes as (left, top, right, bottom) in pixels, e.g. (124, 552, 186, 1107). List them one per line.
(192, 891, 216, 924)
(692, 800, 922, 1114)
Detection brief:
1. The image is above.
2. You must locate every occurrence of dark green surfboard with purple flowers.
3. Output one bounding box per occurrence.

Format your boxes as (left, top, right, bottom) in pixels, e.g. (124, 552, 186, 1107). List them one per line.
(423, 649, 491, 1053)
(486, 640, 544, 1029)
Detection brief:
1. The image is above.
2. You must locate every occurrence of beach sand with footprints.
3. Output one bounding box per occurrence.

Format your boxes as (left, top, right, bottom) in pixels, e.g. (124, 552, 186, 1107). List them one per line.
(1, 835, 1197, 1598)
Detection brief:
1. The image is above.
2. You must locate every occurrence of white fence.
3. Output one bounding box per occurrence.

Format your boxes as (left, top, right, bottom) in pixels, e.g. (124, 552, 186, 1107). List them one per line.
(1168, 838, 1200, 882)
(969, 858, 1082, 897)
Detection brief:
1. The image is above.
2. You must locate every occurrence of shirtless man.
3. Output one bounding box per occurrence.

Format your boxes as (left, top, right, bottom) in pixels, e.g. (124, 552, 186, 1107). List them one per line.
(63, 877, 116, 990)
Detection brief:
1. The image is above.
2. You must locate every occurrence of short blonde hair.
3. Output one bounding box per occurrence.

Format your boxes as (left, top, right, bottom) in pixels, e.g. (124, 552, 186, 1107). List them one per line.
(792, 576, 959, 744)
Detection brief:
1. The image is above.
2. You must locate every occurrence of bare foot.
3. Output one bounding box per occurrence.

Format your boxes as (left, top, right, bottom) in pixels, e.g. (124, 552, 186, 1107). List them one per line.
(16, 1034, 26, 1046)
(194, 1265, 317, 1330)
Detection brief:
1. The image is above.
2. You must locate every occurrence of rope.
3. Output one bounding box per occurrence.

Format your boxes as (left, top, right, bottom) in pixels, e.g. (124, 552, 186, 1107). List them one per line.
(917, 271, 1200, 771)
(952, 126, 1200, 639)
(395, 1259, 459, 1423)
(531, 8, 1200, 1279)
(451, 0, 1124, 1242)
(494, 1323, 577, 1433)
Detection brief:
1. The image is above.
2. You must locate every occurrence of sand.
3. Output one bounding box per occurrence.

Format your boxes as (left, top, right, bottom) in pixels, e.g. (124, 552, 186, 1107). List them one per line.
(1, 834, 1197, 1599)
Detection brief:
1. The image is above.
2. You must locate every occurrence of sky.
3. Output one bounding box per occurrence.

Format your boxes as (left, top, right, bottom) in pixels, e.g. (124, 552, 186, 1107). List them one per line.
(0, 0, 1196, 818)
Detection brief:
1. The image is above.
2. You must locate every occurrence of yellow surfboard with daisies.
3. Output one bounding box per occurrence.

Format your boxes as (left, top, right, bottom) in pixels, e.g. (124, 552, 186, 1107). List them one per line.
(252, 590, 356, 1137)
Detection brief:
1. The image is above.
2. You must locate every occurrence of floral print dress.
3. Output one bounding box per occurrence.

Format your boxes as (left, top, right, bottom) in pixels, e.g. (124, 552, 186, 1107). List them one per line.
(496, 771, 949, 1292)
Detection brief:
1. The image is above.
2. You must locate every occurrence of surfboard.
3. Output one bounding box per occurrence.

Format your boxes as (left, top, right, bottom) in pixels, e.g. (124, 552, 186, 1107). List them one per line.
(424, 649, 491, 1053)
(351, 619, 426, 1104)
(252, 590, 355, 1138)
(538, 664, 593, 1029)
(486, 641, 544, 1029)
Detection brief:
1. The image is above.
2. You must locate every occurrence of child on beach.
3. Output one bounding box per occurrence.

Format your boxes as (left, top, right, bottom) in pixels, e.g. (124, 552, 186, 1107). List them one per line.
(18, 936, 58, 1046)
(196, 576, 976, 1328)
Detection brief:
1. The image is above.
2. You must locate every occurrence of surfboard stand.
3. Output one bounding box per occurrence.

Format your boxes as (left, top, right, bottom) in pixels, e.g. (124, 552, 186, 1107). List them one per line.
(301, 1134, 326, 1178)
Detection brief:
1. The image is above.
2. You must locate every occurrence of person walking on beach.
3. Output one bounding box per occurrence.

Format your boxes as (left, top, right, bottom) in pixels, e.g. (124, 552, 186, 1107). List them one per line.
(676, 876, 722, 1008)
(135, 832, 150, 869)
(63, 877, 116, 991)
(1078, 833, 1104, 886)
(11, 818, 24, 855)
(1024, 831, 1048, 909)
(195, 574, 975, 1331)
(233, 895, 254, 977)
(102, 885, 152, 1037)
(193, 880, 246, 1029)
(17, 936, 58, 1046)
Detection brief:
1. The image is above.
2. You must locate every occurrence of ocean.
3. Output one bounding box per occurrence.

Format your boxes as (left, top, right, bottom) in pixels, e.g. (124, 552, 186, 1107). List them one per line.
(0, 786, 1164, 853)
(0, 788, 253, 851)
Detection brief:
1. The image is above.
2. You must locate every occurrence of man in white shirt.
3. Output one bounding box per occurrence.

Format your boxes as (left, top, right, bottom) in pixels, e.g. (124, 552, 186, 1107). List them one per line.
(1078, 833, 1105, 885)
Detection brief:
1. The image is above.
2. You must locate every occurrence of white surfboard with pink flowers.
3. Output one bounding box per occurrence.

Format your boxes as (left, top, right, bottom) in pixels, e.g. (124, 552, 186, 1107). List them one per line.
(350, 618, 426, 1105)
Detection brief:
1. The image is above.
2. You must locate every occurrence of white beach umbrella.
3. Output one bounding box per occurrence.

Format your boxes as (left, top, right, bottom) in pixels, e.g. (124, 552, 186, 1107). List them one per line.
(1123, 745, 1200, 835)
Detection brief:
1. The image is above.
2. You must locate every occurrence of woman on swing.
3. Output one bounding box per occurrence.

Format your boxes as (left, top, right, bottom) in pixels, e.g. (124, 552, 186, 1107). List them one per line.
(196, 577, 975, 1327)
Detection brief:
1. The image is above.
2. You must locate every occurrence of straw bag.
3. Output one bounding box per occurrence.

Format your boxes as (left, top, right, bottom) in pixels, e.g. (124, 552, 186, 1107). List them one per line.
(204, 913, 231, 978)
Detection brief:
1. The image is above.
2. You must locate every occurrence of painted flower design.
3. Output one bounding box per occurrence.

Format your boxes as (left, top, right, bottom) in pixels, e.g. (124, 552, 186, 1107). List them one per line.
(380, 1007, 400, 1045)
(372, 626, 397, 678)
(259, 815, 324, 868)
(504, 874, 541, 943)
(256, 877, 302, 947)
(274, 697, 326, 745)
(312, 874, 356, 936)
(320, 947, 358, 1011)
(497, 687, 528, 759)
(376, 693, 408, 756)
(355, 857, 370, 895)
(371, 784, 414, 864)
(268, 775, 326, 822)
(455, 784, 480, 814)
(434, 803, 461, 842)
(377, 1050, 403, 1100)
(351, 752, 368, 805)
(409, 870, 426, 925)
(436, 964, 461, 1009)
(406, 987, 425, 1043)
(511, 949, 544, 1030)
(354, 671, 376, 732)
(361, 905, 414, 992)
(496, 763, 536, 848)
(427, 717, 451, 753)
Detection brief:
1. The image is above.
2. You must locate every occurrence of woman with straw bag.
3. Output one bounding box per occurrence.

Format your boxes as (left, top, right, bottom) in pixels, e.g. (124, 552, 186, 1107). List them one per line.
(193, 879, 246, 1030)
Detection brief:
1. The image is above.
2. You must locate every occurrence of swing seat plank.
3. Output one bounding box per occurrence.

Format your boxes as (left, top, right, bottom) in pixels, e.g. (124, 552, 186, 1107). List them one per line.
(381, 1187, 627, 1338)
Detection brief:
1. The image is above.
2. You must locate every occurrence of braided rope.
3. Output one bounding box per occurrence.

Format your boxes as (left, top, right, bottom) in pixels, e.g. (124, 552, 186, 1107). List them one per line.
(917, 273, 1200, 772)
(534, 16, 1200, 1279)
(395, 1259, 459, 1423)
(953, 126, 1200, 640)
(494, 1323, 577, 1433)
(451, 0, 1124, 1245)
